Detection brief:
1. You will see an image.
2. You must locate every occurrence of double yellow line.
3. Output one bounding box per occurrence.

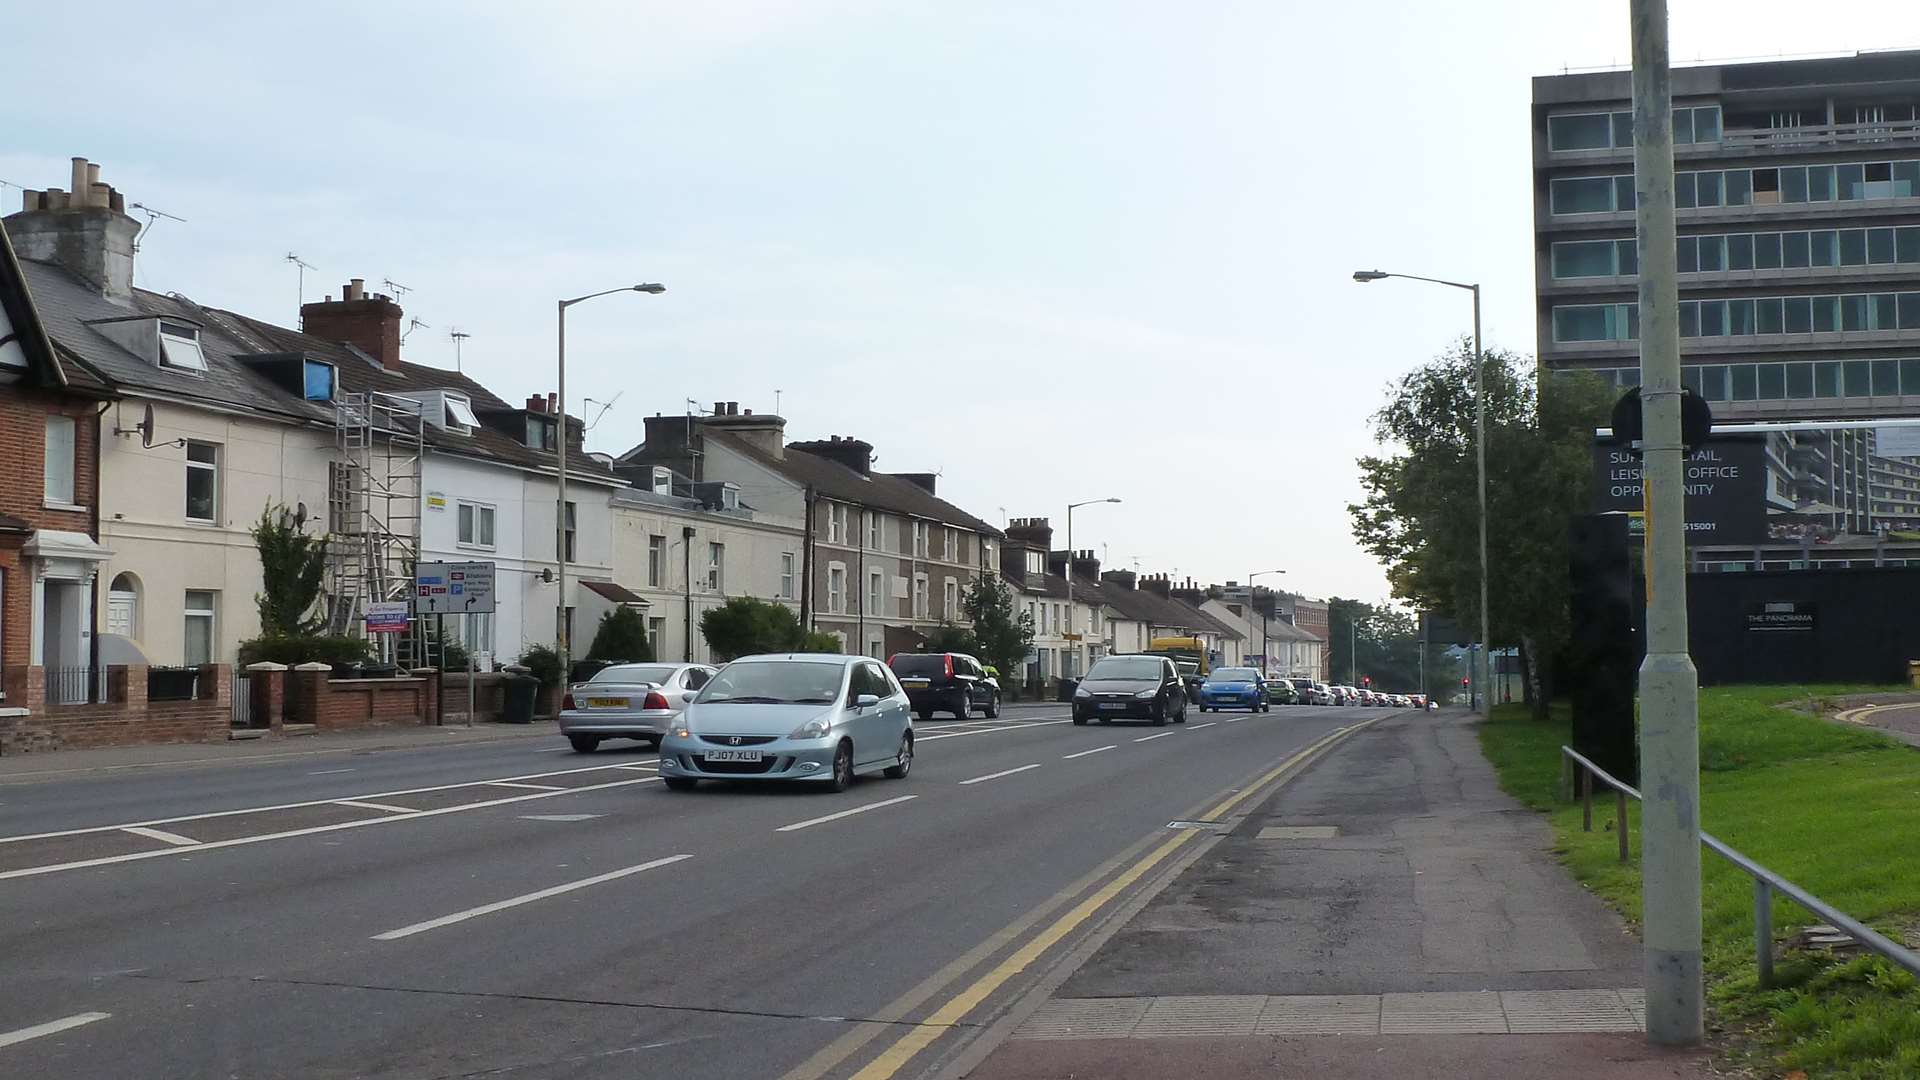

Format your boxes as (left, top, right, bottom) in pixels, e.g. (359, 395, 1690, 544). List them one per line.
(788, 719, 1374, 1080)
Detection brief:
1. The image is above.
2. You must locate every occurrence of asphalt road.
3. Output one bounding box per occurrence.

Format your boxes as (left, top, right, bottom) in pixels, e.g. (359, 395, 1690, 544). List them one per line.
(0, 701, 1396, 1079)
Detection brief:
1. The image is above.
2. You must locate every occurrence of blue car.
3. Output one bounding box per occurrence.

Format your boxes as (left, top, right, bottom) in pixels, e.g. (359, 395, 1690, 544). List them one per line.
(1198, 667, 1269, 713)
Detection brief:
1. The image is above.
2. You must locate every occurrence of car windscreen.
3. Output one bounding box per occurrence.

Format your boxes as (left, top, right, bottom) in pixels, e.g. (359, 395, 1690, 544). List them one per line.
(1290, 678, 1313, 689)
(591, 664, 678, 685)
(697, 661, 844, 705)
(889, 654, 949, 676)
(1208, 668, 1259, 683)
(1085, 658, 1163, 680)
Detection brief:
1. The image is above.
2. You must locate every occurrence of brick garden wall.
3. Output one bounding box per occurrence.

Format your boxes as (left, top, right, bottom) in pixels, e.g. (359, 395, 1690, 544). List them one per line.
(0, 663, 228, 753)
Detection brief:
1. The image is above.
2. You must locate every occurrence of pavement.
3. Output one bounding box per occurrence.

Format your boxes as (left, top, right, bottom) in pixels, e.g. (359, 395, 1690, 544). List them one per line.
(961, 709, 1715, 1080)
(0, 699, 1385, 1078)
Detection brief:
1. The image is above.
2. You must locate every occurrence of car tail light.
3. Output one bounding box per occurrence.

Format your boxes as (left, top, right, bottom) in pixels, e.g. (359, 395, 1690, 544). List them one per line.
(643, 691, 670, 711)
(943, 654, 953, 678)
(561, 692, 575, 710)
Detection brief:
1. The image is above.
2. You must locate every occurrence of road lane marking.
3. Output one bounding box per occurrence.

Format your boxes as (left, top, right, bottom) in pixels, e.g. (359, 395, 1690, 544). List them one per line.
(518, 814, 602, 822)
(0, 1011, 112, 1049)
(959, 764, 1042, 786)
(372, 854, 692, 940)
(534, 746, 570, 752)
(0, 777, 663, 882)
(775, 795, 919, 833)
(1186, 722, 1216, 730)
(1133, 732, 1176, 743)
(614, 763, 660, 771)
(1061, 745, 1115, 760)
(484, 781, 564, 791)
(122, 826, 199, 847)
(916, 720, 1071, 742)
(1223, 716, 1243, 723)
(0, 760, 653, 846)
(847, 721, 1378, 1080)
(334, 800, 420, 814)
(306, 768, 356, 775)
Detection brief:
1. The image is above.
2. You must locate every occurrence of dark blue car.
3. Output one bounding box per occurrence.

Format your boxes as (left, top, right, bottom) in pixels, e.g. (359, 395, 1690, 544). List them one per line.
(1198, 667, 1269, 713)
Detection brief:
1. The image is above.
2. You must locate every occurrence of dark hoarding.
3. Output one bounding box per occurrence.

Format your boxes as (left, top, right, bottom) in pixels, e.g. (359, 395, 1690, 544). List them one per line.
(1592, 423, 1920, 548)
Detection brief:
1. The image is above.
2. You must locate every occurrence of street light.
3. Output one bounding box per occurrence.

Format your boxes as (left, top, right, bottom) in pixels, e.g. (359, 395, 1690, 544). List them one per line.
(1353, 268, 1488, 715)
(1247, 569, 1285, 675)
(1064, 498, 1121, 680)
(556, 283, 665, 672)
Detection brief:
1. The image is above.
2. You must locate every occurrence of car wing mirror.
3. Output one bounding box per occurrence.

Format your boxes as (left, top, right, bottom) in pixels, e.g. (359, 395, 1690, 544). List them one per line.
(855, 693, 881, 708)
(680, 691, 698, 704)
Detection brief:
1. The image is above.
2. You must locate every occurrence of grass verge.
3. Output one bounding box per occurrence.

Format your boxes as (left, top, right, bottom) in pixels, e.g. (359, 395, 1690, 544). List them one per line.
(1479, 686, 1920, 1079)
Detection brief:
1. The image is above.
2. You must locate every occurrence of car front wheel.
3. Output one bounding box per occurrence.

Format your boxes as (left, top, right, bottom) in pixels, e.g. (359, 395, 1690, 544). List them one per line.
(826, 740, 855, 792)
(883, 733, 913, 779)
(1151, 697, 1168, 726)
(983, 693, 1000, 719)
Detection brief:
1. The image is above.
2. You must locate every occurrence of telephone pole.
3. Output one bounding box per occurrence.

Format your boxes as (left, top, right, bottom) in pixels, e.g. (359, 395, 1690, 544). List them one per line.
(1630, 0, 1704, 1046)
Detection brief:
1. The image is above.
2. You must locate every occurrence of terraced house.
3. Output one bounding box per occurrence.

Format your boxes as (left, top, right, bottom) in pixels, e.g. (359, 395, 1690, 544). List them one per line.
(618, 407, 1000, 659)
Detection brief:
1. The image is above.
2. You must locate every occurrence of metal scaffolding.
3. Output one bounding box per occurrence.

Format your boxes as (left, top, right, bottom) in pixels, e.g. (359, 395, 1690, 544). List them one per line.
(328, 391, 424, 662)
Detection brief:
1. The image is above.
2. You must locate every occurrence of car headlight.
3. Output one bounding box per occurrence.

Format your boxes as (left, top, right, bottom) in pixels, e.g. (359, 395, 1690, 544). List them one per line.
(1134, 689, 1156, 699)
(1073, 687, 1091, 699)
(671, 719, 692, 738)
(789, 715, 833, 740)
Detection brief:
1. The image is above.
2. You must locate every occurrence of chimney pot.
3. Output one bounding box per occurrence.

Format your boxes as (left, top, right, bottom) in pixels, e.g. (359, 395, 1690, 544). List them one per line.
(89, 182, 110, 209)
(743, 408, 753, 416)
(69, 158, 88, 200)
(712, 401, 725, 416)
(108, 189, 124, 213)
(547, 392, 558, 414)
(85, 162, 101, 190)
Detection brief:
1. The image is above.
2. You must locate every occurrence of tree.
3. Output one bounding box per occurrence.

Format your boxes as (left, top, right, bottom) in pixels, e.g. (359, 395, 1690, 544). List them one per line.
(586, 606, 655, 663)
(1349, 339, 1612, 717)
(923, 623, 979, 655)
(699, 596, 808, 661)
(251, 502, 327, 638)
(1326, 598, 1428, 693)
(961, 577, 1033, 681)
(796, 630, 845, 653)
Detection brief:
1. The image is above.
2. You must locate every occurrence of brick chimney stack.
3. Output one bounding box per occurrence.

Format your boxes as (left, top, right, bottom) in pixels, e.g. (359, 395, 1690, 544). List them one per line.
(1004, 517, 1054, 551)
(301, 279, 404, 369)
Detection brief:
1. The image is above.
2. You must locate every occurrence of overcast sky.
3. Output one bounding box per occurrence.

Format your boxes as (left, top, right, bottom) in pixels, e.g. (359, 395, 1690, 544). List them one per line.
(7, 2, 1918, 603)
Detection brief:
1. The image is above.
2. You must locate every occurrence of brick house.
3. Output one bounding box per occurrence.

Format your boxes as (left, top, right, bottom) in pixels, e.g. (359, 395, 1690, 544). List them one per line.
(0, 204, 115, 704)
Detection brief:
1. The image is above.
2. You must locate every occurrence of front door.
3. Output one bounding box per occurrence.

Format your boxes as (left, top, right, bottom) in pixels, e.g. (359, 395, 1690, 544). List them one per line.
(107, 590, 136, 639)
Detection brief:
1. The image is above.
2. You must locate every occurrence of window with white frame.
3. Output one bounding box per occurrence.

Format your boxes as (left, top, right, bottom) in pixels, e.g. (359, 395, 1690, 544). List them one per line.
(707, 542, 724, 592)
(943, 527, 957, 561)
(866, 511, 881, 550)
(454, 612, 495, 658)
(943, 578, 958, 620)
(1024, 550, 1045, 576)
(185, 440, 219, 523)
(43, 415, 75, 506)
(780, 552, 796, 599)
(183, 589, 216, 666)
(648, 534, 666, 587)
(827, 503, 849, 544)
(913, 521, 930, 557)
(868, 568, 884, 615)
(457, 501, 496, 548)
(561, 501, 577, 561)
(912, 573, 929, 619)
(444, 393, 480, 431)
(648, 616, 666, 653)
(159, 321, 209, 372)
(828, 564, 846, 614)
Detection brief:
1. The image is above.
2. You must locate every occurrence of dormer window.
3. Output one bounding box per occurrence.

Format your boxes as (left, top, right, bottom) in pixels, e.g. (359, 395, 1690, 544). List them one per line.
(651, 467, 672, 496)
(303, 359, 336, 401)
(526, 415, 557, 450)
(1025, 550, 1045, 575)
(159, 321, 208, 371)
(720, 484, 739, 511)
(444, 393, 479, 432)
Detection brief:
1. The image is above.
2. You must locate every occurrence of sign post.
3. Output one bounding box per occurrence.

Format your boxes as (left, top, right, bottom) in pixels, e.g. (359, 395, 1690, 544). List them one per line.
(415, 562, 497, 728)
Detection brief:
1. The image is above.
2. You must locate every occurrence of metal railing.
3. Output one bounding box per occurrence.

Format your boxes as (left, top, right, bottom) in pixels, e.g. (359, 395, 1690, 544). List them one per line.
(232, 674, 253, 728)
(1562, 746, 1920, 986)
(1721, 118, 1920, 151)
(44, 666, 106, 705)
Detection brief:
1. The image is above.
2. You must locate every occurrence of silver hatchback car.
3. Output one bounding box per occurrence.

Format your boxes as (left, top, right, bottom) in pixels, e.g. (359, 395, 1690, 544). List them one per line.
(658, 654, 914, 792)
(558, 663, 717, 752)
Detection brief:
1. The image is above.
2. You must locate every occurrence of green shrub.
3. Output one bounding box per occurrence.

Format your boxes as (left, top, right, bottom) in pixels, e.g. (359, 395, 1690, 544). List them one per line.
(517, 643, 565, 689)
(587, 606, 655, 663)
(796, 630, 846, 654)
(237, 634, 374, 668)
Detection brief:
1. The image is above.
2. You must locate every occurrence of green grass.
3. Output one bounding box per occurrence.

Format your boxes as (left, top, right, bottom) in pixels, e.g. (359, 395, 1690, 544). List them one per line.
(1479, 686, 1920, 1079)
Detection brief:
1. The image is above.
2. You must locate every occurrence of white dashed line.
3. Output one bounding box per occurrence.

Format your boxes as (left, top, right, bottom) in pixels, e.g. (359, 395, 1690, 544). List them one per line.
(0, 1011, 112, 1049)
(122, 826, 199, 847)
(1222, 716, 1244, 723)
(959, 763, 1043, 786)
(372, 854, 692, 940)
(1134, 732, 1177, 743)
(1061, 745, 1116, 760)
(484, 781, 565, 791)
(1186, 722, 1216, 730)
(775, 795, 919, 833)
(306, 768, 356, 775)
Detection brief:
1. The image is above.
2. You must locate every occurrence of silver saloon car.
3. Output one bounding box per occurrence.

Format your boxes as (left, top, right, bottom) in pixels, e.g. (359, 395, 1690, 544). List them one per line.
(558, 663, 717, 752)
(658, 654, 914, 793)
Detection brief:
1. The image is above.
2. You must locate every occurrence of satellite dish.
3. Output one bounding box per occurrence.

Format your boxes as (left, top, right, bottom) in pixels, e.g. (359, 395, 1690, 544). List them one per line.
(293, 502, 308, 528)
(138, 403, 156, 448)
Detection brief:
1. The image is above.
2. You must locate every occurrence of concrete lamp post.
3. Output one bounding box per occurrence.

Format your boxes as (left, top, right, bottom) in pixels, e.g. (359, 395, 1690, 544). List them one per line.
(1064, 498, 1121, 679)
(556, 282, 665, 674)
(1247, 569, 1285, 675)
(1352, 268, 1488, 715)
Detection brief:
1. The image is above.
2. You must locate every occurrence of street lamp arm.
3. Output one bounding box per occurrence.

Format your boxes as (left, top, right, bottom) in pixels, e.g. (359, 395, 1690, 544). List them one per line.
(1353, 270, 1478, 293)
(561, 283, 666, 308)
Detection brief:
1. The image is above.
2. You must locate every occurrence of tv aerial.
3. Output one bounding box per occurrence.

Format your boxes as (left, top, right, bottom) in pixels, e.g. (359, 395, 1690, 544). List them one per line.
(128, 202, 185, 255)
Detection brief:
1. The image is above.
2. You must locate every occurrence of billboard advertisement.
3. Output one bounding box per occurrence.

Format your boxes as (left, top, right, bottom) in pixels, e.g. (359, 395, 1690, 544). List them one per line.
(1592, 421, 1920, 548)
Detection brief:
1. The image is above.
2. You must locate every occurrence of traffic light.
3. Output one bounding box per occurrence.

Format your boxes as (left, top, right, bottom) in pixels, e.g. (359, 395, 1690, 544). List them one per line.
(1361, 675, 1370, 687)
(1462, 677, 1470, 687)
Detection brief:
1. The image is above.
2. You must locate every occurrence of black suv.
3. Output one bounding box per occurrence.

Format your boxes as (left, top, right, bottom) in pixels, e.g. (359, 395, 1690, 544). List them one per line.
(888, 652, 1001, 720)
